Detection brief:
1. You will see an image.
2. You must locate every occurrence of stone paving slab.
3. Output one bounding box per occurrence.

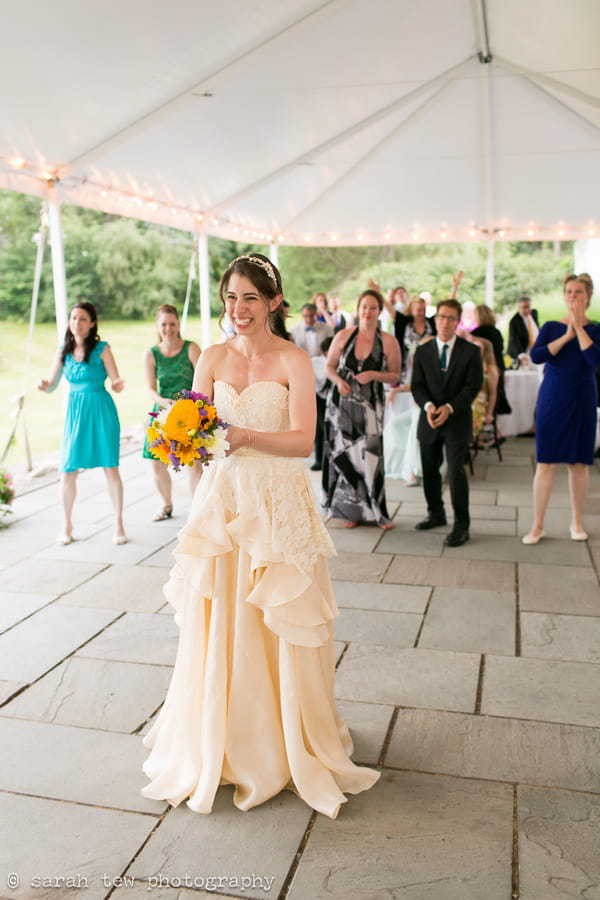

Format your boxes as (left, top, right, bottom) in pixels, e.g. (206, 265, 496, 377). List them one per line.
(34, 529, 168, 566)
(398, 500, 517, 520)
(376, 526, 446, 557)
(0, 605, 121, 683)
(0, 718, 164, 813)
(76, 611, 180, 666)
(521, 612, 600, 664)
(518, 786, 600, 900)
(58, 564, 171, 613)
(418, 587, 515, 656)
(335, 643, 480, 712)
(0, 592, 57, 633)
(387, 708, 600, 794)
(385, 555, 515, 592)
(0, 558, 108, 595)
(328, 550, 393, 583)
(518, 562, 600, 615)
(439, 533, 590, 565)
(336, 700, 394, 766)
(324, 521, 384, 553)
(111, 886, 237, 899)
(332, 580, 430, 613)
(517, 507, 600, 540)
(481, 655, 600, 727)
(335, 607, 421, 648)
(129, 788, 312, 899)
(141, 541, 178, 568)
(0, 792, 157, 900)
(3, 657, 172, 732)
(288, 771, 513, 900)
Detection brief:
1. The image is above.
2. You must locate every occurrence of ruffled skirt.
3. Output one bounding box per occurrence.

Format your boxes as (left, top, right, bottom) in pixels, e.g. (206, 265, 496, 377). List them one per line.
(142, 453, 379, 818)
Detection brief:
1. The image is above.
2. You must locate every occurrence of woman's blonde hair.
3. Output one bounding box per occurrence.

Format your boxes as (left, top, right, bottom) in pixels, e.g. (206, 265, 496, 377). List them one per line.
(475, 304, 496, 327)
(563, 272, 594, 305)
(407, 294, 426, 317)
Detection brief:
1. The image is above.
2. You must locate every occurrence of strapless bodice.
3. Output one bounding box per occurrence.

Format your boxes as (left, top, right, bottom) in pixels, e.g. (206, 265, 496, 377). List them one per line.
(214, 381, 290, 433)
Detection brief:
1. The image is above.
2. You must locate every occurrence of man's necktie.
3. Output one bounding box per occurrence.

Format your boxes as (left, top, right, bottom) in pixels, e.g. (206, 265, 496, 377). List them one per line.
(440, 343, 448, 378)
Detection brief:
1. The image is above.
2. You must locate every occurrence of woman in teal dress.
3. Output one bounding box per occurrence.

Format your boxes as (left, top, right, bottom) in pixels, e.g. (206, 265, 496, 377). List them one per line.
(38, 302, 127, 545)
(143, 304, 201, 520)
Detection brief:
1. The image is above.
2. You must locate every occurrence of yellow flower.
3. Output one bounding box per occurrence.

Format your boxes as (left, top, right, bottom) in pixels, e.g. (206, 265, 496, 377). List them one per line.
(164, 399, 201, 442)
(147, 435, 171, 465)
(178, 441, 200, 466)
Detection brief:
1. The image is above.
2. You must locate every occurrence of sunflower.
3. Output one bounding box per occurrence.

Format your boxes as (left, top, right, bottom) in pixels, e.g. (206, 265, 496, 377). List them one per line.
(178, 442, 201, 466)
(147, 435, 171, 465)
(164, 399, 201, 442)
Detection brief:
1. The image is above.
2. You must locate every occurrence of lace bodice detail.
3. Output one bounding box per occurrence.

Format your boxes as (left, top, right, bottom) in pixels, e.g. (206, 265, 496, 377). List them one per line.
(193, 380, 335, 575)
(214, 380, 290, 432)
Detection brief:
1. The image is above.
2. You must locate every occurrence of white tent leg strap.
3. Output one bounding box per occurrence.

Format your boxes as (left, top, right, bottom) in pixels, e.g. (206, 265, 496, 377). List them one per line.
(47, 182, 68, 342)
(181, 237, 198, 338)
(197, 230, 211, 350)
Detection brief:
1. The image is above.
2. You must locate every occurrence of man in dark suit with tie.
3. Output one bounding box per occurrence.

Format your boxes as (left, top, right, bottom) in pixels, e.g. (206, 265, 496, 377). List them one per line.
(507, 295, 539, 360)
(411, 299, 483, 547)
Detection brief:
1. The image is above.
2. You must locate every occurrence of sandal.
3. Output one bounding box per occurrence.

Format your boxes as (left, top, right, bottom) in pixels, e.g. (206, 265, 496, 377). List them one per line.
(379, 522, 394, 531)
(153, 505, 173, 522)
(343, 520, 359, 529)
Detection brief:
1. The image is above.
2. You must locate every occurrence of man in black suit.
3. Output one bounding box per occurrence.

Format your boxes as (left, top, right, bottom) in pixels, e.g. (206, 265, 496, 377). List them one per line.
(506, 295, 539, 360)
(411, 300, 483, 547)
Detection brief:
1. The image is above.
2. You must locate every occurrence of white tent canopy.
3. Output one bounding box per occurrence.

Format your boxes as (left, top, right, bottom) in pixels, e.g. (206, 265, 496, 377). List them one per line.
(1, 0, 599, 248)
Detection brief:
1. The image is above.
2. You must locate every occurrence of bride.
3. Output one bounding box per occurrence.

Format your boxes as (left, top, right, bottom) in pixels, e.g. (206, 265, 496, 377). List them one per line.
(142, 253, 379, 819)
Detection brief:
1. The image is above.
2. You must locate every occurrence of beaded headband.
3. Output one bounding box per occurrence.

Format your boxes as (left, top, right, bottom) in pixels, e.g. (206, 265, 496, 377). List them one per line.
(231, 254, 278, 288)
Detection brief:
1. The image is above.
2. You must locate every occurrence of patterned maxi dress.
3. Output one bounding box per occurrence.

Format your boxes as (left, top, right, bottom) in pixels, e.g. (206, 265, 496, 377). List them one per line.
(321, 327, 391, 525)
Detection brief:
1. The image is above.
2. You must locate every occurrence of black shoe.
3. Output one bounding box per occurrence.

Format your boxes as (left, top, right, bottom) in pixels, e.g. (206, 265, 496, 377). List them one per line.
(444, 529, 470, 547)
(310, 463, 322, 471)
(415, 515, 447, 530)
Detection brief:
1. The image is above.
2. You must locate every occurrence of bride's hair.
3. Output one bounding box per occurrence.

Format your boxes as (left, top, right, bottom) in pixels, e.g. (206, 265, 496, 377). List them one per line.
(218, 253, 285, 335)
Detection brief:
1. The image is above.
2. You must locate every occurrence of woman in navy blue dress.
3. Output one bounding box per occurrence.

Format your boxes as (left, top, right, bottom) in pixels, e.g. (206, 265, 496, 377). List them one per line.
(523, 273, 600, 544)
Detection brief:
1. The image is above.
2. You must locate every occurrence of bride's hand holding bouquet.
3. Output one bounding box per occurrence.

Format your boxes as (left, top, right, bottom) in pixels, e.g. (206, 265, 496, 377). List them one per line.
(147, 390, 229, 470)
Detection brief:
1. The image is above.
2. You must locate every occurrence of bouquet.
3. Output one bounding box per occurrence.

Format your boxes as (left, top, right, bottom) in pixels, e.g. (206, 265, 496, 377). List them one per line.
(0, 469, 15, 521)
(147, 390, 229, 471)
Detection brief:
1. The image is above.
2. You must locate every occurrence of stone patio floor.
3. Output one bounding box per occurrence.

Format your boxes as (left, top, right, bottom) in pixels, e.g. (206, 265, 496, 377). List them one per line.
(0, 438, 599, 900)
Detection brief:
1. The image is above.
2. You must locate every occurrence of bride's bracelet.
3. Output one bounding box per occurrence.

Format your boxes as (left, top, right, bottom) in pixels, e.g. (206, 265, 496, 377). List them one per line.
(244, 427, 251, 449)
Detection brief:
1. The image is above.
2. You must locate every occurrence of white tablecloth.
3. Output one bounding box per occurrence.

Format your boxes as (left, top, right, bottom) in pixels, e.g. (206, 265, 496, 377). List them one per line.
(497, 368, 542, 436)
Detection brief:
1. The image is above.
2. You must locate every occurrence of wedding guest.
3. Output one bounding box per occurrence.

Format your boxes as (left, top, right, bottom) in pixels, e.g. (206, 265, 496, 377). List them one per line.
(142, 252, 379, 818)
(38, 302, 127, 545)
(471, 304, 511, 418)
(507, 294, 539, 361)
(290, 303, 333, 469)
(522, 273, 600, 544)
(143, 304, 202, 520)
(411, 299, 483, 547)
(470, 336, 499, 446)
(322, 289, 401, 528)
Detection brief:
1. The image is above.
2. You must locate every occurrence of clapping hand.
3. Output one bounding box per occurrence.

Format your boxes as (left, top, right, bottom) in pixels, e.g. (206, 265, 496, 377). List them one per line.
(111, 378, 125, 393)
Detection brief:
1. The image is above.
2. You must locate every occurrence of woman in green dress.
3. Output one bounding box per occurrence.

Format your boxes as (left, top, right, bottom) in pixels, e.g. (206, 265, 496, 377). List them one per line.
(143, 304, 202, 520)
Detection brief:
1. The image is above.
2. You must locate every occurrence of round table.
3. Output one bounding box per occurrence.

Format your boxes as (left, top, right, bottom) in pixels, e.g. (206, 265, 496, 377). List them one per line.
(497, 368, 542, 436)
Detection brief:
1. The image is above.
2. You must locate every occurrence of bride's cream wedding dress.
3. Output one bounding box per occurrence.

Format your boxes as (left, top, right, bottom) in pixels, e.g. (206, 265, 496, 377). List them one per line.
(142, 381, 379, 819)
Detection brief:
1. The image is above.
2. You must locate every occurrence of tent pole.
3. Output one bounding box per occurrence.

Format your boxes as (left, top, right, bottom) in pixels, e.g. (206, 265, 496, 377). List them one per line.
(47, 182, 68, 343)
(197, 229, 212, 349)
(485, 239, 495, 307)
(269, 242, 279, 269)
(181, 236, 198, 338)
